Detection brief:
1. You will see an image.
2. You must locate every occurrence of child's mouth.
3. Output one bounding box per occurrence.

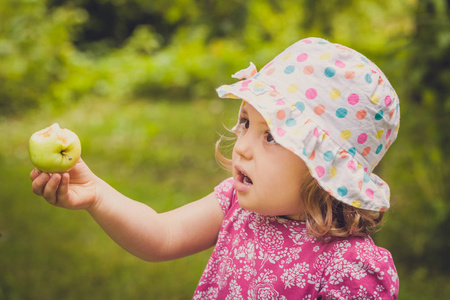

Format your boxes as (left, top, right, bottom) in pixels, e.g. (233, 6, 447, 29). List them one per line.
(233, 166, 254, 192)
(239, 172, 253, 185)
(243, 175, 253, 185)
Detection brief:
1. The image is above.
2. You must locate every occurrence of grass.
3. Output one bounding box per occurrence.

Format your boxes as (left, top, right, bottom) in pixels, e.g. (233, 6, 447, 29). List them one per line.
(0, 97, 239, 299)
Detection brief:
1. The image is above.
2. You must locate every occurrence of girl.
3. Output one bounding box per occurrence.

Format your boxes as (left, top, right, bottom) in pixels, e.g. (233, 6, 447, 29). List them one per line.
(30, 37, 399, 299)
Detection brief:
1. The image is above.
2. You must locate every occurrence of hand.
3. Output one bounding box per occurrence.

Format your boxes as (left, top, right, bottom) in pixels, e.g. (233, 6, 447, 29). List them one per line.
(30, 158, 100, 210)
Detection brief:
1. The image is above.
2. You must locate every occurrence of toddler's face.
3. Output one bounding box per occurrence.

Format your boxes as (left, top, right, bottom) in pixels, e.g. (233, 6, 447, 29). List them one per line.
(232, 102, 308, 220)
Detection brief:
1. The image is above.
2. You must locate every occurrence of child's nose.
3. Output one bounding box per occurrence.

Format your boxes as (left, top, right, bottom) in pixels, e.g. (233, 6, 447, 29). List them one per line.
(233, 132, 254, 160)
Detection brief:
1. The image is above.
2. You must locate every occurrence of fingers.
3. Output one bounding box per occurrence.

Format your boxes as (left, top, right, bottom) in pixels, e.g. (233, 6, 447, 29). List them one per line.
(42, 173, 63, 205)
(31, 171, 50, 196)
(30, 168, 42, 181)
(31, 172, 70, 206)
(56, 173, 70, 206)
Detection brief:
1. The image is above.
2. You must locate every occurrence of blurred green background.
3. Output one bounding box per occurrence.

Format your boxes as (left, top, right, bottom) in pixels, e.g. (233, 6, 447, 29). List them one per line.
(0, 0, 449, 299)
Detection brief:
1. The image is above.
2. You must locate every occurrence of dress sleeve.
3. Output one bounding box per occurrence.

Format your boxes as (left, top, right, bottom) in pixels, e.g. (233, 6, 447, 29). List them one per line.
(318, 238, 399, 299)
(214, 177, 236, 215)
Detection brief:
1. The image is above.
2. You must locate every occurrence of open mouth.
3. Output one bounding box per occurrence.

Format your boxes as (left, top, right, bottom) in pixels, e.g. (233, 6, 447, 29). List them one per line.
(238, 171, 253, 186)
(233, 166, 254, 192)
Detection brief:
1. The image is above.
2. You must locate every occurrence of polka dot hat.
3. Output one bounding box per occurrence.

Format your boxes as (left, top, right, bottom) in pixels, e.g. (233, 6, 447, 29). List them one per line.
(216, 37, 400, 212)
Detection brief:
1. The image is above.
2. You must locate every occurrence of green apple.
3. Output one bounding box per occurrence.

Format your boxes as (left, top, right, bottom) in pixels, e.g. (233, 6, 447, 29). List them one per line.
(29, 123, 81, 173)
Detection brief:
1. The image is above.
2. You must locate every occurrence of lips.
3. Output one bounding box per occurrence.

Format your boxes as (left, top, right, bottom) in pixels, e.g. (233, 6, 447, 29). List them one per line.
(233, 165, 253, 192)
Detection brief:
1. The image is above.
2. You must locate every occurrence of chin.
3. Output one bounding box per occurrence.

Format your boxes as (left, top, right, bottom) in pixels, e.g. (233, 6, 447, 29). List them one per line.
(236, 195, 254, 212)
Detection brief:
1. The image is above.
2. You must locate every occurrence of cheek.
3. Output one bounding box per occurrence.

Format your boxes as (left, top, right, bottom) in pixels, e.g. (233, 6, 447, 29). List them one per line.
(277, 178, 302, 201)
(266, 160, 305, 184)
(260, 168, 301, 200)
(268, 162, 305, 196)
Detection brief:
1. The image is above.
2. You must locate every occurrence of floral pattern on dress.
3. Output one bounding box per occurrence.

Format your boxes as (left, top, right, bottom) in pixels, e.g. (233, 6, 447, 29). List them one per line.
(193, 178, 399, 299)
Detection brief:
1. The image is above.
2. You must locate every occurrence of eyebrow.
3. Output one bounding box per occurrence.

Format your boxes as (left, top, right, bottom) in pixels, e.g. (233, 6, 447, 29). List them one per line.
(240, 107, 270, 126)
(239, 108, 249, 119)
(240, 106, 249, 114)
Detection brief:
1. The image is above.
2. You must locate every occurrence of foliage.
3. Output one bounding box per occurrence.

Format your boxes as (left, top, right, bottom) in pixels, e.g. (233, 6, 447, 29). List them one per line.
(1, 0, 414, 115)
(0, 0, 91, 114)
(375, 0, 450, 280)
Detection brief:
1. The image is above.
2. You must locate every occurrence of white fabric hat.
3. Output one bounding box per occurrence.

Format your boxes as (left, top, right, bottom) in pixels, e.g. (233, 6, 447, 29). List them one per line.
(216, 37, 400, 212)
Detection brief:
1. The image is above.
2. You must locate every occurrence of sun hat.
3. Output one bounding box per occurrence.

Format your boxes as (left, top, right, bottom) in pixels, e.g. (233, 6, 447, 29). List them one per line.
(216, 37, 400, 212)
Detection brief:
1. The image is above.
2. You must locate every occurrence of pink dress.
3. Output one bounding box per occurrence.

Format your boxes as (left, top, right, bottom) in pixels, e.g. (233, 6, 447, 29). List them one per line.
(193, 178, 399, 299)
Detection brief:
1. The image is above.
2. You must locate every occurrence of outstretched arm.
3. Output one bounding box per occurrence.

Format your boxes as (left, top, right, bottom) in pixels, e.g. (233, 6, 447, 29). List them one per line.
(87, 186, 223, 261)
(30, 159, 224, 262)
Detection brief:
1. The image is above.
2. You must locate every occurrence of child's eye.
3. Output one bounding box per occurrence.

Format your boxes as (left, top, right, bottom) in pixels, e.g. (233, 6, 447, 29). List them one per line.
(238, 117, 250, 130)
(266, 132, 277, 144)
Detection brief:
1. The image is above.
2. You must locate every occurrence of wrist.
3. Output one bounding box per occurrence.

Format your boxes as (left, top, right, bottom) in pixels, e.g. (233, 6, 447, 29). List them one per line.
(86, 176, 109, 214)
(86, 176, 126, 218)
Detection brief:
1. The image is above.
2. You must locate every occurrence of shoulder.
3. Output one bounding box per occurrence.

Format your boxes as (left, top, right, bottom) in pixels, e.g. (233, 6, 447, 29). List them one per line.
(214, 177, 237, 214)
(319, 236, 399, 299)
(329, 236, 394, 265)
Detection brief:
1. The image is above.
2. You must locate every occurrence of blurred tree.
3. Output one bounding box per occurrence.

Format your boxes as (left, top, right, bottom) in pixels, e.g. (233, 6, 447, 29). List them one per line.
(405, 0, 450, 272)
(303, 0, 355, 36)
(0, 0, 88, 114)
(410, 0, 450, 164)
(377, 0, 450, 276)
(1, 0, 412, 115)
(47, 0, 252, 51)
